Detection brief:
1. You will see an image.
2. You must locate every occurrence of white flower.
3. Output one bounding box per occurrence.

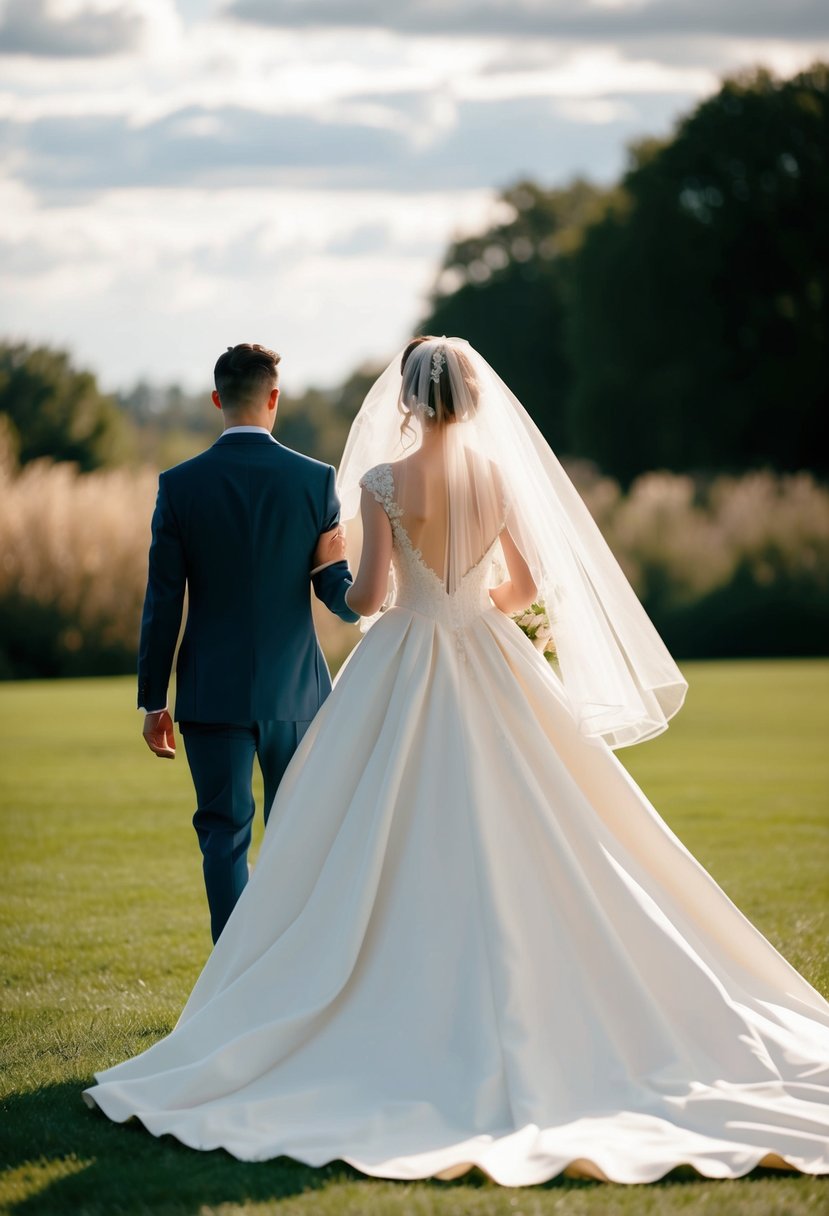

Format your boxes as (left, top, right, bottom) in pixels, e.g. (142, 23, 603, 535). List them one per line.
(512, 598, 557, 664)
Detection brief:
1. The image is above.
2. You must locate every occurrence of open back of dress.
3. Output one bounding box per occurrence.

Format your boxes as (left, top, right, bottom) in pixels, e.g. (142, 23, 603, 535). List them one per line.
(391, 426, 507, 596)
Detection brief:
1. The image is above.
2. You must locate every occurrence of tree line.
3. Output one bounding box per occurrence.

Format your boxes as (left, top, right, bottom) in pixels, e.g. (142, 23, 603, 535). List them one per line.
(422, 62, 828, 486)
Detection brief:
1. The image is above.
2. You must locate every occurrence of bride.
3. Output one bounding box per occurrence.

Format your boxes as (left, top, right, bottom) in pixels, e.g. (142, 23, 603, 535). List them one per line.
(83, 336, 829, 1186)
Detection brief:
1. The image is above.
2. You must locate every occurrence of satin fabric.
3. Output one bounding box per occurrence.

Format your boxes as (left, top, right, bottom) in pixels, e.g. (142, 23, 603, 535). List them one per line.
(84, 485, 829, 1185)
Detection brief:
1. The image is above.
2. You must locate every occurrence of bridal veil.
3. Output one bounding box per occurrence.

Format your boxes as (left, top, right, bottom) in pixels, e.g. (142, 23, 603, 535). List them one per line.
(338, 336, 688, 749)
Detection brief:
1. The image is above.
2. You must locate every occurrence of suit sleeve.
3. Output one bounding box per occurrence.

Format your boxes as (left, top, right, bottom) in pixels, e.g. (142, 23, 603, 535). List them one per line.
(137, 474, 187, 711)
(311, 465, 360, 624)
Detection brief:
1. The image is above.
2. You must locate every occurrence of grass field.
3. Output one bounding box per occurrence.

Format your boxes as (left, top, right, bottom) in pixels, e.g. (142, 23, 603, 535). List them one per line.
(1, 660, 828, 1216)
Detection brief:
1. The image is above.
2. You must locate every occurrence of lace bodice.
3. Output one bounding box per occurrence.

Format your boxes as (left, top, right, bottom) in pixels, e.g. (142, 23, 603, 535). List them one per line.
(359, 463, 499, 641)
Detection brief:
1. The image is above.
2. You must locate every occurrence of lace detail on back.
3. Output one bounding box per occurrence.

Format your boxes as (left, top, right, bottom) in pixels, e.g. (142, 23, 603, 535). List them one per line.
(359, 463, 498, 648)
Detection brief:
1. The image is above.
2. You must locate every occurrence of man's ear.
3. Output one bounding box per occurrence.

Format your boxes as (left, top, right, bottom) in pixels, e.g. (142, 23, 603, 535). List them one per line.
(269, 387, 279, 410)
(212, 390, 222, 411)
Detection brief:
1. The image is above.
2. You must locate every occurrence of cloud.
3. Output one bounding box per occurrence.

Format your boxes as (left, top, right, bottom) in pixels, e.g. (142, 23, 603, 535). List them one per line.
(225, 0, 829, 42)
(325, 222, 391, 256)
(0, 0, 174, 59)
(1, 105, 404, 193)
(0, 183, 499, 389)
(0, 87, 698, 200)
(2, 0, 826, 396)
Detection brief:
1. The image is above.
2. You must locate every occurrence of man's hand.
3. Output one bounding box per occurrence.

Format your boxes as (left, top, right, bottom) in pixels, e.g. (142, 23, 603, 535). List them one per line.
(143, 709, 176, 759)
(312, 524, 347, 570)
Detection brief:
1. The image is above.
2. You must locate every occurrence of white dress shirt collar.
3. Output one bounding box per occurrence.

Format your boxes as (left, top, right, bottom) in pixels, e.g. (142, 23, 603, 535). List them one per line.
(221, 425, 277, 442)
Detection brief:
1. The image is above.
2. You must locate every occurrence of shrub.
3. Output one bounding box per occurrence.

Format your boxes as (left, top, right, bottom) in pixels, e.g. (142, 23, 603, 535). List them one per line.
(573, 464, 829, 658)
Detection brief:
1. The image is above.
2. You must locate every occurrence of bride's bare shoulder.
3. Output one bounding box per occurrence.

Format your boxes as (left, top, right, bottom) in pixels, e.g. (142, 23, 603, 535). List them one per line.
(387, 453, 426, 482)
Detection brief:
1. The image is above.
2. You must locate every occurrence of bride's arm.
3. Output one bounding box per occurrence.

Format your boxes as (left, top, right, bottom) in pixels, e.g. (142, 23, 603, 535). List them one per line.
(490, 524, 537, 614)
(345, 488, 393, 616)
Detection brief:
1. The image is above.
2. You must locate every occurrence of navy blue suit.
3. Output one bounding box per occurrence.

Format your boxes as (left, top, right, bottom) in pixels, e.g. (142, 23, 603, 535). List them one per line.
(137, 430, 359, 941)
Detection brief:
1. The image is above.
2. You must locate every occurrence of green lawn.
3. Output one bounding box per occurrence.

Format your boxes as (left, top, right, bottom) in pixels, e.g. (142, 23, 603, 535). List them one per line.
(1, 661, 827, 1216)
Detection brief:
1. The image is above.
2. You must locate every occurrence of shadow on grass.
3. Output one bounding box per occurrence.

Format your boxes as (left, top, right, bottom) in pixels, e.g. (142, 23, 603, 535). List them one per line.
(1, 1081, 800, 1216)
(4, 1081, 361, 1215)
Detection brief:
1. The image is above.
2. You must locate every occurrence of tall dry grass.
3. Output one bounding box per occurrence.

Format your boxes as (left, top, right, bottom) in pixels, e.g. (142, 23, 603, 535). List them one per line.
(1, 422, 827, 679)
(0, 425, 354, 679)
(571, 463, 829, 607)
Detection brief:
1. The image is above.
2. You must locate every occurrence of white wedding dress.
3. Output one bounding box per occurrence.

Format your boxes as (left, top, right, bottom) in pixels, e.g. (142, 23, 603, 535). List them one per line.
(83, 462, 829, 1186)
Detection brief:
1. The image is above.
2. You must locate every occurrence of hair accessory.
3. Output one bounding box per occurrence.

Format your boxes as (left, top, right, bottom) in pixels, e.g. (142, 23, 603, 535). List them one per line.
(430, 347, 445, 384)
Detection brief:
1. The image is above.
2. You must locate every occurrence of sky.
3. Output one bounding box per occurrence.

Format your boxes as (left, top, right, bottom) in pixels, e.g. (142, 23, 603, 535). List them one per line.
(1, 1, 827, 395)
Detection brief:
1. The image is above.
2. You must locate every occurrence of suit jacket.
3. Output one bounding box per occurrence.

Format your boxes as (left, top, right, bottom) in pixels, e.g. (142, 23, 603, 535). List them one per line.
(137, 431, 359, 723)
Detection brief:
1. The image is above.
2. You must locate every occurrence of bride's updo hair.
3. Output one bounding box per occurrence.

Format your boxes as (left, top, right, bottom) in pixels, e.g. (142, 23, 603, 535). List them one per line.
(399, 336, 480, 436)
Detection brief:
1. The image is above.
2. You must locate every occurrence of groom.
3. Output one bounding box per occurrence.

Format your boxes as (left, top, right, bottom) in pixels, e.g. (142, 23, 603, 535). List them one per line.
(137, 342, 359, 943)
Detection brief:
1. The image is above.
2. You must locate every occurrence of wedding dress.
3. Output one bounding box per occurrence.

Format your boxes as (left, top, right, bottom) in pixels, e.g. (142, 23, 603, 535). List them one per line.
(83, 341, 829, 1186)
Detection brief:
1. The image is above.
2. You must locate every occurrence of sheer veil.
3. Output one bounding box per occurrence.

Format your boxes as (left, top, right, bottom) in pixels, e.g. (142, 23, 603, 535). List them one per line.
(338, 336, 687, 749)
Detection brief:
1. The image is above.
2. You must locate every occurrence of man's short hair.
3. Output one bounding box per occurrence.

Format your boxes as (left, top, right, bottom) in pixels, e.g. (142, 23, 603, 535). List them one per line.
(214, 343, 281, 410)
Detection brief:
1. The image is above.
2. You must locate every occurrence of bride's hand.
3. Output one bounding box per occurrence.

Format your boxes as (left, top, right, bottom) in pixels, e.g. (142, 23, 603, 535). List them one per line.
(313, 525, 347, 569)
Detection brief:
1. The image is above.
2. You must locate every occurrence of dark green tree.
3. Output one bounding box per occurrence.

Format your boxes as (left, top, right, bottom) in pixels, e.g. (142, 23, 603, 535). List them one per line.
(419, 179, 607, 450)
(0, 341, 134, 470)
(566, 63, 829, 484)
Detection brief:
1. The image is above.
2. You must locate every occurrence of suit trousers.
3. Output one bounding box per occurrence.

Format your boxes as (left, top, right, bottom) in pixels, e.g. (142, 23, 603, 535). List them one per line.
(180, 719, 310, 944)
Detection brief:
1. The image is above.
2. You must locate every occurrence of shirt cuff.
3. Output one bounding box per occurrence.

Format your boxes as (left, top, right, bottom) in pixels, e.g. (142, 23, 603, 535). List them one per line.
(140, 706, 168, 714)
(310, 559, 341, 577)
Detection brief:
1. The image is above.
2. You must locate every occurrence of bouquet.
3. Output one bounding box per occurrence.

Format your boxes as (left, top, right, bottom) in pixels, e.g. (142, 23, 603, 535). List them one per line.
(512, 602, 557, 664)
